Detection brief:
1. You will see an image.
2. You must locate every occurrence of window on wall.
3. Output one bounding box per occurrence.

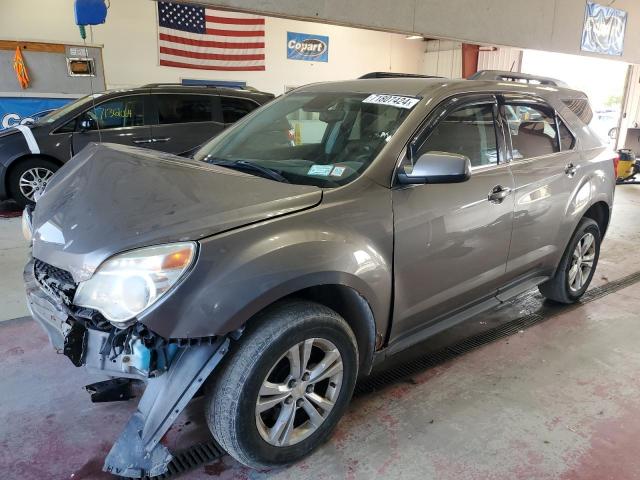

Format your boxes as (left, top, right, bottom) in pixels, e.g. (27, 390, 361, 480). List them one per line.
(156, 94, 215, 124)
(506, 103, 559, 159)
(221, 97, 259, 123)
(415, 103, 499, 168)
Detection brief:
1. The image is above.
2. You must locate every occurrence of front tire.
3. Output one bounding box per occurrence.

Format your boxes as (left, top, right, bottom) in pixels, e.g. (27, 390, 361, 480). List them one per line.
(539, 217, 601, 303)
(205, 300, 358, 469)
(8, 158, 58, 208)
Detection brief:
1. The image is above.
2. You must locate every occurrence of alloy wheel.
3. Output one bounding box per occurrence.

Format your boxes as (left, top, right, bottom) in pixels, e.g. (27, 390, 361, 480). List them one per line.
(19, 167, 54, 201)
(568, 232, 596, 292)
(255, 338, 344, 447)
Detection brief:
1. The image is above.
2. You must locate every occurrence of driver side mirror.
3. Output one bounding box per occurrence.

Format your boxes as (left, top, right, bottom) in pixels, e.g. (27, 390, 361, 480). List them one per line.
(78, 117, 96, 132)
(397, 151, 471, 185)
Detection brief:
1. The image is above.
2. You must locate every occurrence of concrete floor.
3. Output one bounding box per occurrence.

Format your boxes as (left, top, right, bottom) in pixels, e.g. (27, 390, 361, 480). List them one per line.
(0, 201, 30, 322)
(2, 187, 640, 479)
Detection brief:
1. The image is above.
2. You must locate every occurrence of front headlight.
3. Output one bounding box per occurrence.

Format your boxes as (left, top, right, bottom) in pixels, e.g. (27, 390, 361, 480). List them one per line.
(74, 242, 197, 326)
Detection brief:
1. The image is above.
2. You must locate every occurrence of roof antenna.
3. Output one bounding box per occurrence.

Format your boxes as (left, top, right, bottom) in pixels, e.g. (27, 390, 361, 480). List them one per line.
(75, 0, 109, 143)
(83, 30, 102, 143)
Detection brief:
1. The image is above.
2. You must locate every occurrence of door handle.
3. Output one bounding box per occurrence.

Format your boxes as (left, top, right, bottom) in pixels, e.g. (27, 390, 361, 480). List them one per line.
(565, 163, 578, 176)
(488, 185, 512, 204)
(152, 137, 170, 143)
(133, 139, 153, 144)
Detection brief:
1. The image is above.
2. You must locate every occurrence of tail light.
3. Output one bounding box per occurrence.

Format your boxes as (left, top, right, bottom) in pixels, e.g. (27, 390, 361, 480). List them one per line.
(613, 154, 620, 179)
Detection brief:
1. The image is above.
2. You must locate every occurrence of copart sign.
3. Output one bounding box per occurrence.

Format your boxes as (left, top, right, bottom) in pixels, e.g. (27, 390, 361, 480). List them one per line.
(287, 32, 329, 62)
(0, 97, 72, 130)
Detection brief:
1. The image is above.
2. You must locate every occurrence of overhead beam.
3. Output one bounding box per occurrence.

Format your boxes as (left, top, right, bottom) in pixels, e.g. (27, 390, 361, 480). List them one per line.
(0, 40, 65, 53)
(175, 0, 640, 64)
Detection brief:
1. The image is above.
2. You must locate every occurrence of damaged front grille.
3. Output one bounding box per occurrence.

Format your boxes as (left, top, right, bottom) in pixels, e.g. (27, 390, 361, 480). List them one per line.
(33, 259, 77, 305)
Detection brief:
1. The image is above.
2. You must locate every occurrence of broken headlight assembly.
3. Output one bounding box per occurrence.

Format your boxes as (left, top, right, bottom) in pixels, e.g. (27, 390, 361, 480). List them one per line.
(74, 242, 197, 327)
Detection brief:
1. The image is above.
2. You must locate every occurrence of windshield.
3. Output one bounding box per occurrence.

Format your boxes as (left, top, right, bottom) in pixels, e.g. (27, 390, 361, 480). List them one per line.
(194, 91, 418, 187)
(38, 93, 106, 124)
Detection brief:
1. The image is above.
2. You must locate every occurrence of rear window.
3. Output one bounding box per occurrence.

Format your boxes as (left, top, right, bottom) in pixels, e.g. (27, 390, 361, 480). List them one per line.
(563, 99, 594, 125)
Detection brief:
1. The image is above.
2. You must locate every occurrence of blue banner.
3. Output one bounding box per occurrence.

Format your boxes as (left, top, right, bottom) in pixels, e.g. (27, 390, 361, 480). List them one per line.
(0, 97, 73, 130)
(287, 32, 329, 63)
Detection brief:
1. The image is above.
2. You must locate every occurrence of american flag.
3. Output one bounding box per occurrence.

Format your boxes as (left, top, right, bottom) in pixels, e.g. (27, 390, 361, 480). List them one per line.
(157, 1, 265, 71)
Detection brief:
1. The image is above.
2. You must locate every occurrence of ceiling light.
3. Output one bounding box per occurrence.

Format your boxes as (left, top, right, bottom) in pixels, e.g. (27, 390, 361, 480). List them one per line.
(405, 35, 424, 40)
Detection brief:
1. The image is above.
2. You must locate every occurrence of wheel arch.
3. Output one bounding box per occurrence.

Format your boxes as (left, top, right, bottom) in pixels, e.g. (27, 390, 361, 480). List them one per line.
(244, 282, 379, 377)
(582, 200, 610, 238)
(4, 153, 63, 195)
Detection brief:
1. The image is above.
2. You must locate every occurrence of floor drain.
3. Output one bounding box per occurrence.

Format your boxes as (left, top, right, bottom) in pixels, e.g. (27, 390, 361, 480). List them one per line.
(355, 270, 640, 396)
(131, 440, 224, 480)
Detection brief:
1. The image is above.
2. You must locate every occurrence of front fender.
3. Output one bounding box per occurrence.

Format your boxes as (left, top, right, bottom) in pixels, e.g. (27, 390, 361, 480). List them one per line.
(140, 181, 394, 340)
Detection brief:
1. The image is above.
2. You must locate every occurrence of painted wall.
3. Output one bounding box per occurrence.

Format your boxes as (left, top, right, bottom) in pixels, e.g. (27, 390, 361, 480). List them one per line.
(0, 0, 425, 95)
(190, 0, 640, 65)
(422, 40, 462, 79)
(478, 47, 522, 73)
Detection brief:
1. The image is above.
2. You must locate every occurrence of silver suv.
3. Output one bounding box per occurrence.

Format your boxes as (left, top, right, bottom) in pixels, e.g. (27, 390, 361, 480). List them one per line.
(23, 70, 615, 477)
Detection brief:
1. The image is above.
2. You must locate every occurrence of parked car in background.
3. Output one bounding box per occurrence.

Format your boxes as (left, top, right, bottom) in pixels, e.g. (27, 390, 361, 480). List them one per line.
(591, 108, 620, 144)
(23, 71, 615, 477)
(0, 84, 273, 206)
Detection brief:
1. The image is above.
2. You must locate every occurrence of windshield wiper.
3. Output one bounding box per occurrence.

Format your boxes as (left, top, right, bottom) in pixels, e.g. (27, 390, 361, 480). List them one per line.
(205, 158, 290, 183)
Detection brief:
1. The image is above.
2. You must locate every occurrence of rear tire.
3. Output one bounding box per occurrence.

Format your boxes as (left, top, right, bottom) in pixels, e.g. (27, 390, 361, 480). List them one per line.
(539, 218, 601, 303)
(8, 158, 58, 208)
(204, 300, 358, 469)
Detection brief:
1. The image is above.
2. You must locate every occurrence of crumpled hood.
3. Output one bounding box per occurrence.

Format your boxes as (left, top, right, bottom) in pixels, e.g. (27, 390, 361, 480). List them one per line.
(32, 143, 322, 282)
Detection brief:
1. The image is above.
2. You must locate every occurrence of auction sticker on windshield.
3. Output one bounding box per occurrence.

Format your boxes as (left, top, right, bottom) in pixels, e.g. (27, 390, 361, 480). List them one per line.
(308, 164, 333, 176)
(363, 94, 420, 109)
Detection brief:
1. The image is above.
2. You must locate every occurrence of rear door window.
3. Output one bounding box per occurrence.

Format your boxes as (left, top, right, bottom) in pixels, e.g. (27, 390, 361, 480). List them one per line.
(505, 102, 559, 159)
(156, 94, 217, 124)
(221, 97, 259, 123)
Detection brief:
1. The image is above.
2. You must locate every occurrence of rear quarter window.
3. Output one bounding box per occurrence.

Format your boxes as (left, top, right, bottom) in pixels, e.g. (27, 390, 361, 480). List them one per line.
(557, 117, 576, 150)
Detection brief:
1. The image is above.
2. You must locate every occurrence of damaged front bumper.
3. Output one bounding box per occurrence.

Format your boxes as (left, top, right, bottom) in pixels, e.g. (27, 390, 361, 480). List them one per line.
(24, 258, 230, 478)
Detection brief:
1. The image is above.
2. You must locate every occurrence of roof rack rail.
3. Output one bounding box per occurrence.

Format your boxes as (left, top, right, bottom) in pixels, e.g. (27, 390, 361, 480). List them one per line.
(142, 83, 185, 88)
(468, 70, 567, 87)
(142, 81, 258, 91)
(359, 72, 443, 79)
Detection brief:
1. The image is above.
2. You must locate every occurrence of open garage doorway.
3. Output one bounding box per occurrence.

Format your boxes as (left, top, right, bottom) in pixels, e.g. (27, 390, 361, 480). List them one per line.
(521, 49, 629, 146)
